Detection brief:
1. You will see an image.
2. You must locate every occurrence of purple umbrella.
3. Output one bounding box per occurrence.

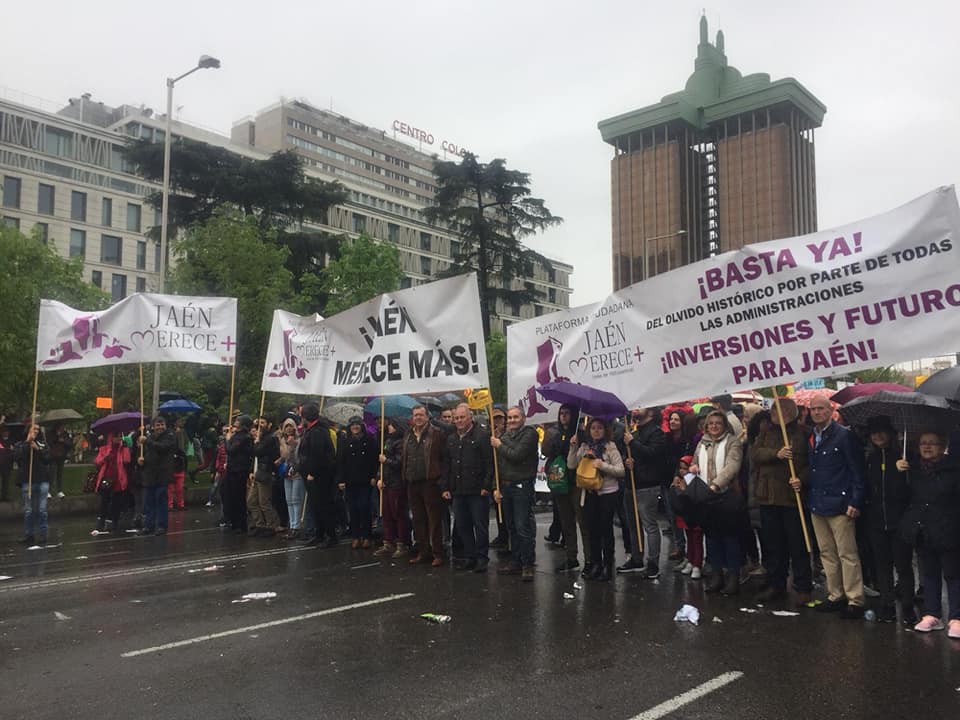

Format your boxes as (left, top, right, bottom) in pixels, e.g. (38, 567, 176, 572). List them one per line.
(91, 412, 146, 436)
(830, 382, 913, 405)
(537, 382, 628, 419)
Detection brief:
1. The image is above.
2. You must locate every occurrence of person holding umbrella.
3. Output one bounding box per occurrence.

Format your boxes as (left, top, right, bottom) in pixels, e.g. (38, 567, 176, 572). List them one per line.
(862, 417, 916, 625)
(897, 430, 960, 638)
(567, 417, 625, 582)
(93, 433, 133, 534)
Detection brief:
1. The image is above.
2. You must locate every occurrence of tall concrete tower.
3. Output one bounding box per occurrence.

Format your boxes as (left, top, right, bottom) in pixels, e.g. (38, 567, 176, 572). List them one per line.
(598, 16, 826, 290)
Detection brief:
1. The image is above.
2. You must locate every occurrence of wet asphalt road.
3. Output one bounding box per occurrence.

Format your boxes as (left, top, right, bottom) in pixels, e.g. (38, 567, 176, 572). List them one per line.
(1, 508, 959, 720)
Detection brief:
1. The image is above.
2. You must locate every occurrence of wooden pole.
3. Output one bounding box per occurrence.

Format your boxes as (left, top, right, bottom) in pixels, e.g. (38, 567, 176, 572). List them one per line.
(773, 394, 812, 553)
(486, 403, 503, 523)
(253, 391, 266, 474)
(318, 396, 326, 414)
(379, 396, 385, 516)
(138, 363, 145, 460)
(623, 416, 643, 554)
(27, 368, 39, 501)
(227, 364, 236, 426)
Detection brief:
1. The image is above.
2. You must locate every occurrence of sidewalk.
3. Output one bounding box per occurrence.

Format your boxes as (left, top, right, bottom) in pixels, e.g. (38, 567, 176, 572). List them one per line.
(0, 485, 213, 521)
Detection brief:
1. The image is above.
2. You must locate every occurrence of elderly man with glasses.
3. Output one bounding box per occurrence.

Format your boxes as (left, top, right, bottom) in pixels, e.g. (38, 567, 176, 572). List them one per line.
(792, 397, 865, 618)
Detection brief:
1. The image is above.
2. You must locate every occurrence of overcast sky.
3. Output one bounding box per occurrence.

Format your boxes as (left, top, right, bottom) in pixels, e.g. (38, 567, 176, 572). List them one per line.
(3, 0, 958, 306)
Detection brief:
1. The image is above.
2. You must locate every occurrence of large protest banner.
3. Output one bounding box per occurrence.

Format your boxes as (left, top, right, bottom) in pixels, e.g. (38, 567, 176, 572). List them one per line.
(36, 293, 238, 370)
(261, 274, 489, 396)
(508, 186, 960, 424)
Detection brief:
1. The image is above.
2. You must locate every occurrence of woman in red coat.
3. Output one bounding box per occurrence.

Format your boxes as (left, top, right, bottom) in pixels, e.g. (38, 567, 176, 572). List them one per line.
(94, 433, 132, 534)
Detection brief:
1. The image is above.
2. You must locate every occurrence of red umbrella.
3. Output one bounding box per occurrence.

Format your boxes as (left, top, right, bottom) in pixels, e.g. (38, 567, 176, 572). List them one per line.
(830, 382, 913, 406)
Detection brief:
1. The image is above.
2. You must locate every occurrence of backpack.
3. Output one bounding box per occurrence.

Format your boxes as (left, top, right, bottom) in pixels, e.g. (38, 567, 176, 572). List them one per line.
(546, 455, 569, 494)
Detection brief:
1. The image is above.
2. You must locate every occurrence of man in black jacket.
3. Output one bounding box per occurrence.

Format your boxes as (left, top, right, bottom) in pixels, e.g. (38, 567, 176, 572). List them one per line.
(223, 416, 254, 534)
(15, 424, 51, 545)
(620, 407, 667, 578)
(137, 416, 176, 536)
(442, 404, 494, 572)
(492, 407, 540, 581)
(299, 402, 338, 547)
(248, 416, 280, 537)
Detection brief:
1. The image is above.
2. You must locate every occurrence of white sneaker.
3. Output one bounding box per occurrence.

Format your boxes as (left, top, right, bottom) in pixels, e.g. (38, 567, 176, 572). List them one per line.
(691, 566, 702, 579)
(681, 562, 693, 575)
(204, 501, 213, 507)
(57, 491, 65, 499)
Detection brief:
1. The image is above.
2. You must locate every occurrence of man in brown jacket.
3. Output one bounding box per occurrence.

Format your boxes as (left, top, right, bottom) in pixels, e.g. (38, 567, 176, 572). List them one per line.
(749, 398, 812, 606)
(402, 405, 447, 566)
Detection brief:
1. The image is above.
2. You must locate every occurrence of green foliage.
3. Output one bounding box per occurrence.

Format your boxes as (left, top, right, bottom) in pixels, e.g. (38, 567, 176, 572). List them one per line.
(123, 139, 348, 298)
(485, 332, 507, 405)
(123, 140, 347, 235)
(425, 152, 562, 338)
(847, 366, 909, 386)
(167, 211, 309, 413)
(0, 225, 108, 417)
(318, 233, 404, 315)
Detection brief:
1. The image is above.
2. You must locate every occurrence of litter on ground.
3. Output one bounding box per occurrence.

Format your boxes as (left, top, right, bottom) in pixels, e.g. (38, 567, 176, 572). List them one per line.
(739, 608, 758, 614)
(712, 616, 723, 623)
(54, 611, 71, 621)
(420, 613, 452, 624)
(673, 604, 700, 626)
(771, 610, 800, 617)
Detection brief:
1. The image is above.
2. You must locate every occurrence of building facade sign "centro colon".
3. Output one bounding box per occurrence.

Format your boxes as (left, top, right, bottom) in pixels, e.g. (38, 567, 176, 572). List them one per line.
(392, 120, 470, 157)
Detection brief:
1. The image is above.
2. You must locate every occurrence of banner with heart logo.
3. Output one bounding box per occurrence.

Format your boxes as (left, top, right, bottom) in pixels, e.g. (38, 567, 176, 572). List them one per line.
(260, 274, 488, 397)
(508, 186, 960, 425)
(36, 293, 238, 370)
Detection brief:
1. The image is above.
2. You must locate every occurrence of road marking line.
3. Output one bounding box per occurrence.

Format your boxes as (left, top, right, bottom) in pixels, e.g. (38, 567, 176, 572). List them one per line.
(0, 545, 315, 594)
(629, 671, 744, 720)
(350, 562, 380, 570)
(121, 592, 414, 657)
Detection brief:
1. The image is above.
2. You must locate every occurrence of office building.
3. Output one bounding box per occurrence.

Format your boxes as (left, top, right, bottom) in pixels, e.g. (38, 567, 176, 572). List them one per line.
(1, 91, 572, 330)
(598, 17, 826, 289)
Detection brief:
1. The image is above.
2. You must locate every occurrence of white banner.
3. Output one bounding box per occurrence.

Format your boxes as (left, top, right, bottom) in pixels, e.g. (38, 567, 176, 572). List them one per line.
(508, 186, 960, 424)
(37, 293, 238, 371)
(261, 274, 489, 396)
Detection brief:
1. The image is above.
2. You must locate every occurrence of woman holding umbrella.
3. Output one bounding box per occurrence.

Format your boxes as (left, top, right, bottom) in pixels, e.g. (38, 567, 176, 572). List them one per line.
(897, 431, 960, 638)
(567, 418, 625, 582)
(93, 433, 133, 534)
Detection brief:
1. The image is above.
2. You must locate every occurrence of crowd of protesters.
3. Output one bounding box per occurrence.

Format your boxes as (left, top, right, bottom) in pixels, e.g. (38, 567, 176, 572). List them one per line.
(4, 391, 959, 639)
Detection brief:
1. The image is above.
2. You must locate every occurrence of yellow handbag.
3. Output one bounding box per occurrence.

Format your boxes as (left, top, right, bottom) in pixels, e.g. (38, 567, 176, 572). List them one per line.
(575, 455, 603, 491)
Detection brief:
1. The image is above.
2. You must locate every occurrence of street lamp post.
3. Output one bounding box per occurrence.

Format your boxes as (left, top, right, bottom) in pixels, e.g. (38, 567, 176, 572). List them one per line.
(151, 54, 221, 416)
(642, 229, 687, 280)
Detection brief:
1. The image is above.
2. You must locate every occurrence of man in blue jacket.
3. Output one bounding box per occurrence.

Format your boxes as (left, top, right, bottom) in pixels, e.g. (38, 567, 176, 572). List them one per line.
(791, 396, 865, 618)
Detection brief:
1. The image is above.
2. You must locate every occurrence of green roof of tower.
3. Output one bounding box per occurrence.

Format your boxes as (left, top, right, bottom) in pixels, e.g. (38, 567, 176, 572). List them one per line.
(598, 16, 826, 144)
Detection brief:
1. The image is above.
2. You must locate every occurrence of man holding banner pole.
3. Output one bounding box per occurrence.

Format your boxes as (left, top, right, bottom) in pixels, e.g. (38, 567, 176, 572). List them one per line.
(491, 407, 539, 581)
(402, 405, 447, 567)
(442, 403, 494, 573)
(299, 402, 339, 548)
(621, 407, 667, 579)
(137, 416, 176, 536)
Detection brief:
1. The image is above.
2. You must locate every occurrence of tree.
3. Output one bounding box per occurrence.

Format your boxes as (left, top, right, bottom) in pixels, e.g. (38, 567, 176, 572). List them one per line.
(425, 152, 562, 339)
(166, 210, 309, 414)
(485, 332, 507, 404)
(0, 225, 108, 415)
(123, 139, 348, 297)
(318, 233, 405, 315)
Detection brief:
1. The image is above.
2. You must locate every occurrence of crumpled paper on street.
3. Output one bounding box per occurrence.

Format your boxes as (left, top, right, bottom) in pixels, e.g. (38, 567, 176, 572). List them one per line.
(673, 604, 700, 626)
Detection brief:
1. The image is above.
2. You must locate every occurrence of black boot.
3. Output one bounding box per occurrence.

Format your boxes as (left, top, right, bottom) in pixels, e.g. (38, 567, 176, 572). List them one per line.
(597, 562, 613, 582)
(580, 561, 595, 579)
(705, 571, 724, 593)
(587, 563, 605, 581)
(721, 570, 740, 596)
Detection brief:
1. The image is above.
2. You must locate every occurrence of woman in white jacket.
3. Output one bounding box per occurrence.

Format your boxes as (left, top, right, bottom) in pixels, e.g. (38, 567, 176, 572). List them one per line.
(690, 410, 745, 596)
(568, 418, 625, 582)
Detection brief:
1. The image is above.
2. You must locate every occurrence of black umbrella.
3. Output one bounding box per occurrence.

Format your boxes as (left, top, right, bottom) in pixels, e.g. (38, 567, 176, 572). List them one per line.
(916, 366, 960, 402)
(840, 391, 960, 456)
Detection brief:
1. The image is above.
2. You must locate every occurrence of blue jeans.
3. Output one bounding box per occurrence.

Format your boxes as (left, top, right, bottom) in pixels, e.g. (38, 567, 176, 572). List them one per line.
(706, 529, 742, 574)
(453, 494, 490, 562)
(22, 482, 50, 538)
(503, 480, 536, 567)
(285, 476, 306, 530)
(143, 484, 168, 531)
(347, 484, 372, 539)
